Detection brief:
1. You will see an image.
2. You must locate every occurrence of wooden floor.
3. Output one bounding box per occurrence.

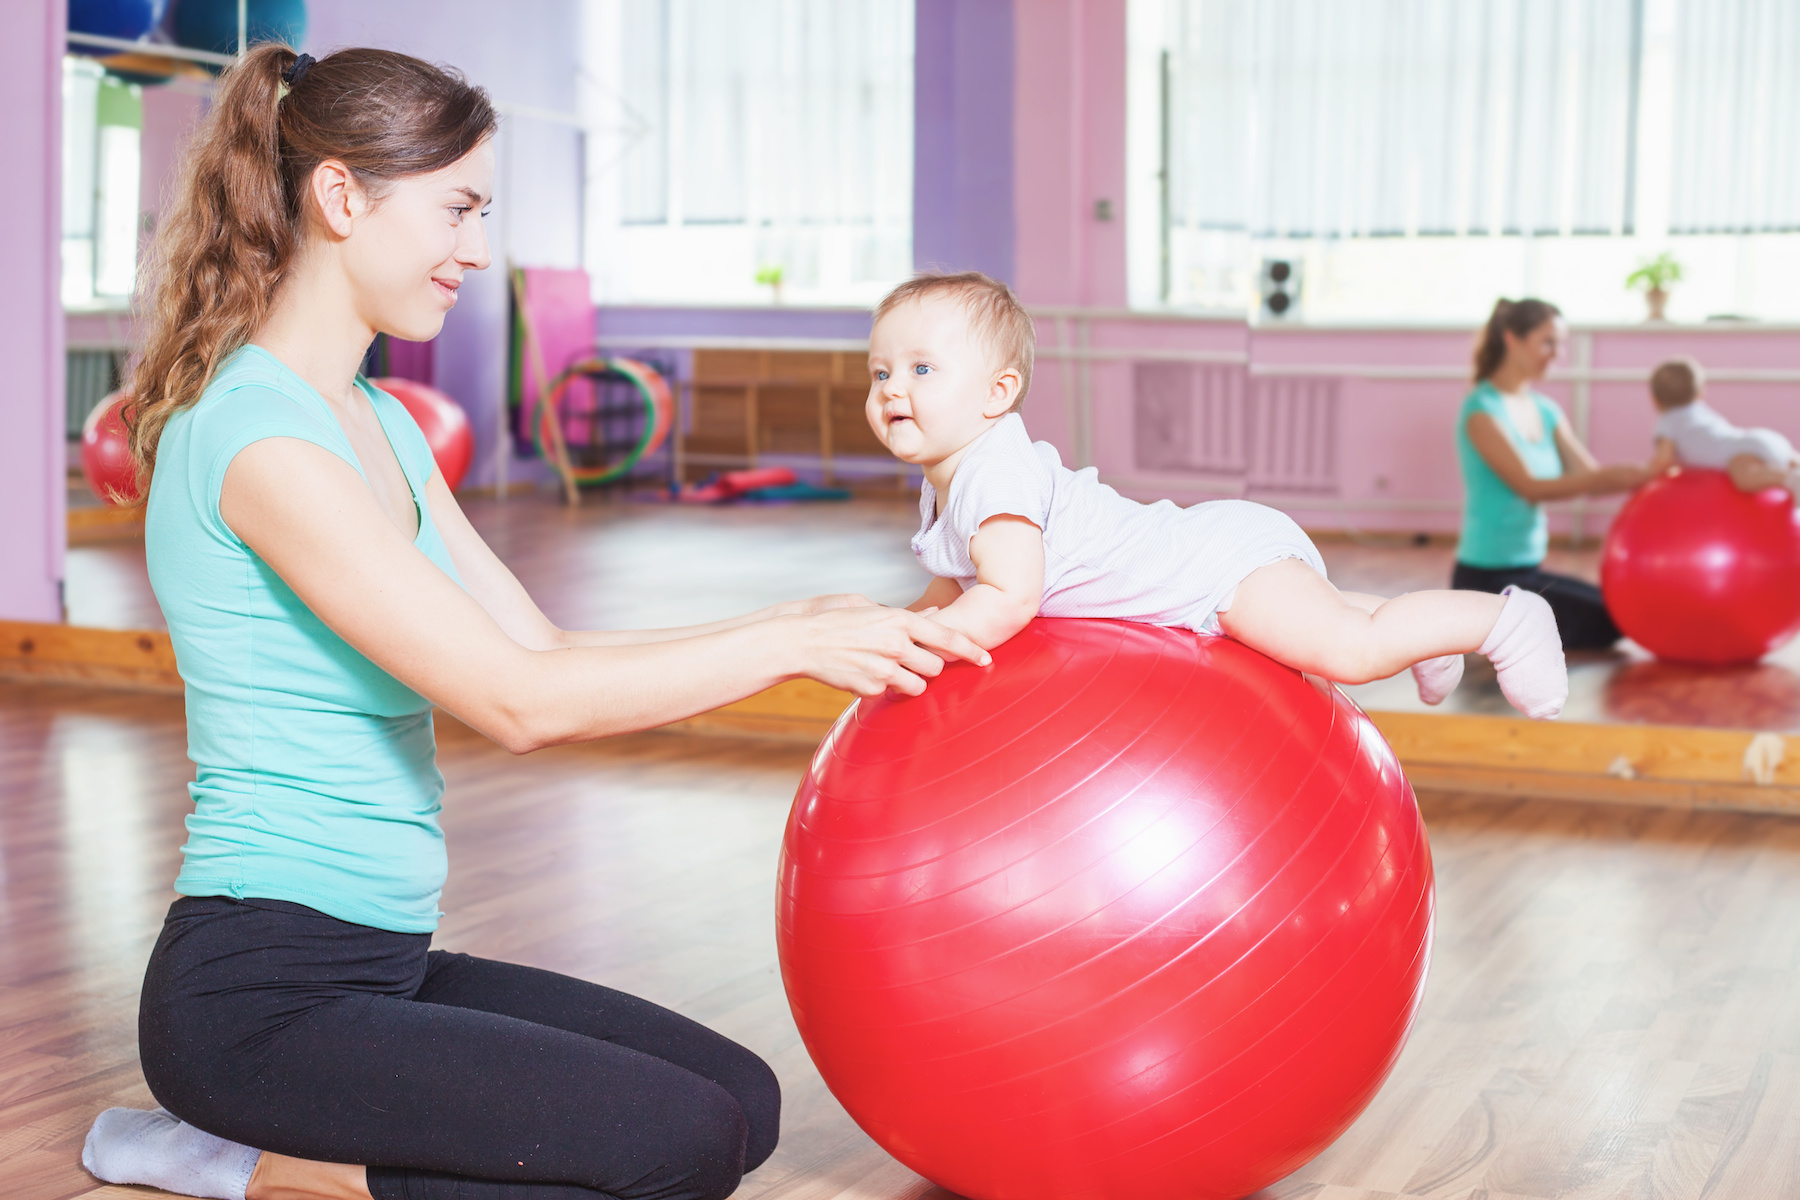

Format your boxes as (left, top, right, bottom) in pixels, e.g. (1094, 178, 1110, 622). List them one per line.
(63, 489, 1800, 733)
(7, 677, 1800, 1200)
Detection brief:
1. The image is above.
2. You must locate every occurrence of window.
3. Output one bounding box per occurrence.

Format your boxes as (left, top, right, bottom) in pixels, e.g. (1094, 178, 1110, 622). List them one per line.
(1129, 0, 1800, 323)
(63, 58, 143, 310)
(582, 0, 914, 305)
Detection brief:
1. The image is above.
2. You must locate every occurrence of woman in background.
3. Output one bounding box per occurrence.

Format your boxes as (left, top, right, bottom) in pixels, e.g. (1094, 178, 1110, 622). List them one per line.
(1452, 299, 1650, 649)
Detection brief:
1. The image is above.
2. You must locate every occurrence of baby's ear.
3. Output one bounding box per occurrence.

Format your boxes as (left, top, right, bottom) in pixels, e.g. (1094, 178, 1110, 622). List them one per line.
(985, 368, 1023, 418)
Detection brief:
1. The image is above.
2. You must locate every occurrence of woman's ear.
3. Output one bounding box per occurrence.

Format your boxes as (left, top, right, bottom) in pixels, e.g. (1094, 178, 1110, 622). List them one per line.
(309, 159, 366, 239)
(984, 368, 1023, 418)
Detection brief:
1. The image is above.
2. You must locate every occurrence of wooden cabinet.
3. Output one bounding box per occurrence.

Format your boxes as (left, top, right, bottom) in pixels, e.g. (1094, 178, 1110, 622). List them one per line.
(677, 348, 903, 486)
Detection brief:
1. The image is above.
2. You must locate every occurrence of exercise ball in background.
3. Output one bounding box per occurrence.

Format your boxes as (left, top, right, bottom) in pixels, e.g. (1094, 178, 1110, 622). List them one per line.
(69, 0, 166, 41)
(81, 391, 141, 506)
(374, 377, 474, 492)
(1602, 468, 1800, 664)
(171, 0, 307, 59)
(778, 619, 1434, 1200)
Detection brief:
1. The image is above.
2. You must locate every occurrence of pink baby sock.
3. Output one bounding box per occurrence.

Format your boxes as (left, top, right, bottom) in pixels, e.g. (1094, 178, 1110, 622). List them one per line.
(1479, 586, 1567, 720)
(1410, 654, 1464, 705)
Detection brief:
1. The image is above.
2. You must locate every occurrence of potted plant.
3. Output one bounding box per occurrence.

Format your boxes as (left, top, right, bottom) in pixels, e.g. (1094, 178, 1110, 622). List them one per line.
(1626, 251, 1683, 322)
(755, 264, 785, 305)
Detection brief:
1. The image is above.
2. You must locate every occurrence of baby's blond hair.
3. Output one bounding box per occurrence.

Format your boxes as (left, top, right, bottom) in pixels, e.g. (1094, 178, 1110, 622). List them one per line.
(874, 272, 1036, 410)
(1650, 357, 1703, 410)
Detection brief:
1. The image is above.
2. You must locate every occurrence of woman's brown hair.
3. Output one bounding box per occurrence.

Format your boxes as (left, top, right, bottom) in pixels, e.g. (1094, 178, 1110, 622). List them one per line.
(1472, 297, 1562, 383)
(125, 43, 497, 494)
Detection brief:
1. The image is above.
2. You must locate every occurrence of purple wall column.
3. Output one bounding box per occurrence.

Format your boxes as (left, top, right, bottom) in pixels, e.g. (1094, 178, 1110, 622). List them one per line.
(1, 1, 66, 622)
(913, 0, 1016, 283)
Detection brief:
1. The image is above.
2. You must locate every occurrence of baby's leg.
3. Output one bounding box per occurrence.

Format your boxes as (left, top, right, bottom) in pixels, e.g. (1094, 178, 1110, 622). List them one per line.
(1218, 559, 1567, 718)
(1726, 453, 1790, 494)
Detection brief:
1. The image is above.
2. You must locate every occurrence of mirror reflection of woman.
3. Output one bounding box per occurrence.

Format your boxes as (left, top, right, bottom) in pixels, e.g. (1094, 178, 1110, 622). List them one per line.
(1452, 299, 1651, 649)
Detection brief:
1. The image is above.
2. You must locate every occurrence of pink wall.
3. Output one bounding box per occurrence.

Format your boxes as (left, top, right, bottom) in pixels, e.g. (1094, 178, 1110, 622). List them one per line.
(2, 0, 66, 622)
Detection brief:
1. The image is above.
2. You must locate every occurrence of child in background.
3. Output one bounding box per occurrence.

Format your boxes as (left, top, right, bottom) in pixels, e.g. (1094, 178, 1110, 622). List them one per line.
(867, 271, 1570, 720)
(1648, 357, 1800, 497)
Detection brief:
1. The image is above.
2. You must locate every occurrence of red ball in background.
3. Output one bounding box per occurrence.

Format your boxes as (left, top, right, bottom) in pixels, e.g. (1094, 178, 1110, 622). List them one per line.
(374, 377, 474, 492)
(81, 390, 141, 506)
(1602, 468, 1800, 664)
(777, 619, 1434, 1200)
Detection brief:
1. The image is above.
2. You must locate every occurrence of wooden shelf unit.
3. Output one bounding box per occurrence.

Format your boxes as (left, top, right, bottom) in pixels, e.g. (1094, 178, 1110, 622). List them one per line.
(677, 348, 905, 487)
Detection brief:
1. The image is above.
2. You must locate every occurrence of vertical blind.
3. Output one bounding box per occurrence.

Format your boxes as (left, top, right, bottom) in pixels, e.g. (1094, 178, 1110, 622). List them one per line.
(1166, 0, 1642, 239)
(617, 0, 913, 281)
(1669, 0, 1800, 233)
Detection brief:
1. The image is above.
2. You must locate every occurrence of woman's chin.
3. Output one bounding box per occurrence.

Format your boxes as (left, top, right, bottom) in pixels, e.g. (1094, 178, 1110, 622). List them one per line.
(387, 314, 450, 345)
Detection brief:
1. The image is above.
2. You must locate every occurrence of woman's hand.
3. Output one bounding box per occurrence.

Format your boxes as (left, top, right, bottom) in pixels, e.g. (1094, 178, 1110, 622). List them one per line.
(787, 606, 991, 697)
(1589, 463, 1654, 493)
(775, 593, 882, 617)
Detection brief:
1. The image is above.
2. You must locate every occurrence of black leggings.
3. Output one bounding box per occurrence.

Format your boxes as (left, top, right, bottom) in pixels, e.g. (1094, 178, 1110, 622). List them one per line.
(1450, 560, 1621, 650)
(138, 896, 779, 1200)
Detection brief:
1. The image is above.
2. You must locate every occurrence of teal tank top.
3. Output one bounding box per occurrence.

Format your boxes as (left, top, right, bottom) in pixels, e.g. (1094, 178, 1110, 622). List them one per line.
(145, 345, 465, 933)
(1455, 382, 1566, 570)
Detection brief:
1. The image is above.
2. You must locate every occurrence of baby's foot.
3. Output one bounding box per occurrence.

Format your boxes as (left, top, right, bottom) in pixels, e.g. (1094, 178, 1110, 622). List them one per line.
(83, 1106, 260, 1200)
(1411, 654, 1464, 705)
(1480, 586, 1567, 720)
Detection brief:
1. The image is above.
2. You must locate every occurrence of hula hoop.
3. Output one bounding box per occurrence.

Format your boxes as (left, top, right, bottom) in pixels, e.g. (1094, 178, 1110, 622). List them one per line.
(530, 357, 675, 487)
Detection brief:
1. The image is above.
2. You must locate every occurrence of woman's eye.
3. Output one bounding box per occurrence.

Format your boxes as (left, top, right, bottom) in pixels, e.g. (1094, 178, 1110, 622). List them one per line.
(914, 363, 930, 375)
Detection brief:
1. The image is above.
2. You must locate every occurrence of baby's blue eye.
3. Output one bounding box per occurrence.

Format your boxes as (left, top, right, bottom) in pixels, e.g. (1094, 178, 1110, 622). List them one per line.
(875, 370, 889, 381)
(914, 363, 930, 375)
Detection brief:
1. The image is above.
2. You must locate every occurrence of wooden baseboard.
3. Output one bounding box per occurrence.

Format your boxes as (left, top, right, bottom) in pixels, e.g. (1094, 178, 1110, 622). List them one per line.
(0, 621, 180, 694)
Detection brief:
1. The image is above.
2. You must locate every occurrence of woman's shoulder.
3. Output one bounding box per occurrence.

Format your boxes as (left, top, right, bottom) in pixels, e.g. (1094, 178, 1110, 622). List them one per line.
(172, 348, 338, 456)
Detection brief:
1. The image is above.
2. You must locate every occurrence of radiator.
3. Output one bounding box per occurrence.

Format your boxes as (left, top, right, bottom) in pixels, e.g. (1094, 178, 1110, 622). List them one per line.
(67, 348, 127, 439)
(1131, 362, 1339, 495)
(1248, 375, 1339, 494)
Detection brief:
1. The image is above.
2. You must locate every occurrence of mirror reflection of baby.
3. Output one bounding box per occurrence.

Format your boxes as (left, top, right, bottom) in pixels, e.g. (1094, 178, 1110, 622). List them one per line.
(867, 272, 1569, 720)
(1647, 356, 1800, 498)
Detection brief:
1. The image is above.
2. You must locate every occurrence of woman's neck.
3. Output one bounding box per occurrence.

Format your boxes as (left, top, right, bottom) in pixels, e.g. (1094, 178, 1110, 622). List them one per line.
(253, 251, 377, 407)
(1487, 365, 1534, 396)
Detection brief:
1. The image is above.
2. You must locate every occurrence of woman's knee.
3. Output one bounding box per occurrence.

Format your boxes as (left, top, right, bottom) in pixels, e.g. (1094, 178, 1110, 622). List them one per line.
(730, 1052, 780, 1172)
(644, 1081, 750, 1200)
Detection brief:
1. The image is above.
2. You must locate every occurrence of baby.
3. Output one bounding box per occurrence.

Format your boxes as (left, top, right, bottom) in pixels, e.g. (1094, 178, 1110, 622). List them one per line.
(1647, 357, 1800, 496)
(867, 272, 1569, 719)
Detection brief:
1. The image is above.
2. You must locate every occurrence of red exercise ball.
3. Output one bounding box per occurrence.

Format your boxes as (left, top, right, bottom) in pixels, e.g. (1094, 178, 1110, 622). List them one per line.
(777, 619, 1434, 1200)
(373, 377, 474, 492)
(81, 390, 141, 505)
(1601, 468, 1800, 664)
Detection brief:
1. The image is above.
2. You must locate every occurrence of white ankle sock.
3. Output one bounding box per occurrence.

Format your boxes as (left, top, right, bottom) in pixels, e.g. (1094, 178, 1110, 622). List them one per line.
(1411, 654, 1465, 705)
(1479, 586, 1567, 720)
(82, 1107, 260, 1200)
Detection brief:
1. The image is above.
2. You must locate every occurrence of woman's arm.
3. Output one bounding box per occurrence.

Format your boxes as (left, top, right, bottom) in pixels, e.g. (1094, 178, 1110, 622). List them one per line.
(423, 472, 874, 650)
(925, 515, 1045, 650)
(1466, 412, 1648, 501)
(222, 439, 989, 753)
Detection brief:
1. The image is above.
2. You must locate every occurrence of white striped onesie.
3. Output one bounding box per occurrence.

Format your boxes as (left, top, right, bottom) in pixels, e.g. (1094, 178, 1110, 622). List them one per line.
(911, 413, 1327, 633)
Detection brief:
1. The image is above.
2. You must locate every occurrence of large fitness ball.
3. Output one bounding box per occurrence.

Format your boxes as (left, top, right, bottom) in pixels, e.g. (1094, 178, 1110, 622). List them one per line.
(374, 377, 474, 492)
(1602, 468, 1800, 664)
(70, 0, 165, 41)
(81, 391, 141, 506)
(777, 619, 1434, 1200)
(171, 0, 307, 59)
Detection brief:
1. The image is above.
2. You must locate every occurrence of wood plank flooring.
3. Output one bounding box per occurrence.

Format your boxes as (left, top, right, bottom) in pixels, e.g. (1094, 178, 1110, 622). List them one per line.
(5, 681, 1800, 1200)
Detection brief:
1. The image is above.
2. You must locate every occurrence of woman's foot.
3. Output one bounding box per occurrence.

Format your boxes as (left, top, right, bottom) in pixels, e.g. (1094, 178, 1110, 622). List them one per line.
(83, 1106, 261, 1200)
(1411, 654, 1465, 705)
(1480, 586, 1567, 719)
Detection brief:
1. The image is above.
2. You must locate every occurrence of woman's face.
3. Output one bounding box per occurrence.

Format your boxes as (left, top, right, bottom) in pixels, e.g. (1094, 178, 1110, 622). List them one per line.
(338, 140, 496, 343)
(1503, 317, 1565, 382)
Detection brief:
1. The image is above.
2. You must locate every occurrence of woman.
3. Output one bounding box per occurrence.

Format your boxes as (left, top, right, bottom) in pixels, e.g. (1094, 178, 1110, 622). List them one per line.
(81, 46, 986, 1200)
(1452, 299, 1650, 650)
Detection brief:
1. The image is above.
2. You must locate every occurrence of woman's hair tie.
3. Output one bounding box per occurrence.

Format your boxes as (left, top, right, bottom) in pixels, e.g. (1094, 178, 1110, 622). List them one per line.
(282, 53, 315, 89)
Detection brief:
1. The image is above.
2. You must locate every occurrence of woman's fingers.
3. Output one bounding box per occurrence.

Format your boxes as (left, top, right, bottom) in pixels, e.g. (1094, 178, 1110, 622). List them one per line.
(902, 612, 992, 666)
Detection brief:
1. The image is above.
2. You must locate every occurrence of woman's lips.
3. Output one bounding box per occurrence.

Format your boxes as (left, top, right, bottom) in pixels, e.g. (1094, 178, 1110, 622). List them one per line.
(433, 279, 460, 305)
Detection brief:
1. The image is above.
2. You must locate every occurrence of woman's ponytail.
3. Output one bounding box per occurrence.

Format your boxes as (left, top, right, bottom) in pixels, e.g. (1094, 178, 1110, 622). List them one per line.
(1472, 297, 1562, 382)
(125, 43, 496, 497)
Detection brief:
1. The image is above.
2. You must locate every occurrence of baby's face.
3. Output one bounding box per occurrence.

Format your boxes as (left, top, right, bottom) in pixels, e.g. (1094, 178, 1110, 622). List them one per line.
(866, 294, 1011, 467)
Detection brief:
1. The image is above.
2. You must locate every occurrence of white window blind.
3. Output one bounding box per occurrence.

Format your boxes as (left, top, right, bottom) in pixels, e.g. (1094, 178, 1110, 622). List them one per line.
(603, 0, 913, 300)
(1669, 0, 1800, 234)
(1165, 0, 1642, 240)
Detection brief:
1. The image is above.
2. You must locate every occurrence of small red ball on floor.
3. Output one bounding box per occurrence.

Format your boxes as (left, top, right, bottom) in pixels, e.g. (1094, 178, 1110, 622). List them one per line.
(81, 391, 140, 506)
(374, 377, 474, 492)
(777, 619, 1435, 1200)
(1602, 468, 1800, 665)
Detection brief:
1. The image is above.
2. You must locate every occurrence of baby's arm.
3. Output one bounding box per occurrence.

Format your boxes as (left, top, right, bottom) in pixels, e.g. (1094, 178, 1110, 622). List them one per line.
(927, 515, 1045, 650)
(1649, 437, 1678, 474)
(907, 576, 965, 612)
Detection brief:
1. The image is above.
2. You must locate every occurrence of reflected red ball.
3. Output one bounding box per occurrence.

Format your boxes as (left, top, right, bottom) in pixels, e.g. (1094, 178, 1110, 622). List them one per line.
(374, 377, 474, 492)
(777, 619, 1434, 1200)
(1602, 469, 1800, 664)
(80, 391, 140, 506)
